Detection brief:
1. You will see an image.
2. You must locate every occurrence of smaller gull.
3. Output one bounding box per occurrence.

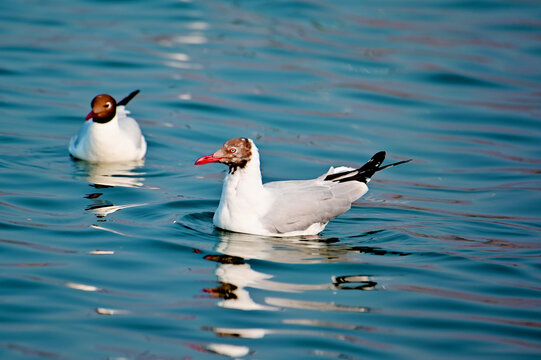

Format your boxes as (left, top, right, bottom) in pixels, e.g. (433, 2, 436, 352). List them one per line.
(69, 90, 146, 162)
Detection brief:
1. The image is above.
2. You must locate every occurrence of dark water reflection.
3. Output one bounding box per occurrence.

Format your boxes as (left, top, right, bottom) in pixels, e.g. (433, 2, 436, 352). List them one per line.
(2, 0, 541, 359)
(202, 230, 385, 311)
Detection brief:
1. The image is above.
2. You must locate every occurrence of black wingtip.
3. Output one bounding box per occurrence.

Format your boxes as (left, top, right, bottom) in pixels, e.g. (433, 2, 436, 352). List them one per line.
(371, 151, 386, 167)
(118, 89, 140, 106)
(324, 151, 386, 183)
(324, 151, 410, 184)
(375, 158, 412, 172)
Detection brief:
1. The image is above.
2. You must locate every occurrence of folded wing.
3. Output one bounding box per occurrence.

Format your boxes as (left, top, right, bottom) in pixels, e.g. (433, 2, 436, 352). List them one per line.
(263, 179, 367, 234)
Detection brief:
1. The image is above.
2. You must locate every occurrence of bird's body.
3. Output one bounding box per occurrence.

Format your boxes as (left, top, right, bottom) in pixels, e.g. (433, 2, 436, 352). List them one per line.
(69, 90, 146, 163)
(195, 138, 410, 237)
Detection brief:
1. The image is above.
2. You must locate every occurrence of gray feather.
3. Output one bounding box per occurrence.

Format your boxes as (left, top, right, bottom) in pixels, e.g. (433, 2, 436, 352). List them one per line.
(262, 179, 367, 234)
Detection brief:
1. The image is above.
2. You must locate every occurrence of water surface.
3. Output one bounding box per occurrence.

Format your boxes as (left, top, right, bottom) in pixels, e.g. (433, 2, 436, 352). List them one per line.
(1, 0, 541, 359)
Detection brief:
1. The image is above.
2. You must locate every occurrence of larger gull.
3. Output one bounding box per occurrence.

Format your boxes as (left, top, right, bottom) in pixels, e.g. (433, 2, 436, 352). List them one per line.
(195, 137, 410, 237)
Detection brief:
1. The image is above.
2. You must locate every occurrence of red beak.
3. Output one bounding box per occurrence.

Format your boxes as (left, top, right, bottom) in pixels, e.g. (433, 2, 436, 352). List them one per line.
(195, 154, 222, 165)
(86, 110, 96, 121)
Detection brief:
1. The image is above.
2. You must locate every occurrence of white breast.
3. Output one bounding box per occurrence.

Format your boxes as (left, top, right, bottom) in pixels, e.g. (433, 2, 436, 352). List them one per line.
(69, 107, 146, 162)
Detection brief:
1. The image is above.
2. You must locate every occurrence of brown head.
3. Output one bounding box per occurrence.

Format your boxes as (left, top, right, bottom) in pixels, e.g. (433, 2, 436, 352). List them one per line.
(86, 94, 117, 123)
(195, 137, 253, 173)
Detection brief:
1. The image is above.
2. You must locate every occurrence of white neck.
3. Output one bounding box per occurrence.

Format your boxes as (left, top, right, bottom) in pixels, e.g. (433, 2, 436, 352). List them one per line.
(213, 142, 270, 234)
(225, 145, 263, 191)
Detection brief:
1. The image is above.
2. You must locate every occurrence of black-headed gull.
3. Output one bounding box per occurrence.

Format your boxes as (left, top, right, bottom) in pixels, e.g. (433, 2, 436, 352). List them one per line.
(195, 138, 411, 236)
(69, 90, 146, 162)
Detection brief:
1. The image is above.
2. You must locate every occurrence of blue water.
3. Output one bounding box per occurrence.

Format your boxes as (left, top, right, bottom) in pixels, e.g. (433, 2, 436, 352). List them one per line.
(1, 0, 541, 358)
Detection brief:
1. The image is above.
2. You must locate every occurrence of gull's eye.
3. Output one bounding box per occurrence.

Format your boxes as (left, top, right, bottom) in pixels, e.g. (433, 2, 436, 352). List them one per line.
(229, 147, 237, 154)
(105, 102, 111, 109)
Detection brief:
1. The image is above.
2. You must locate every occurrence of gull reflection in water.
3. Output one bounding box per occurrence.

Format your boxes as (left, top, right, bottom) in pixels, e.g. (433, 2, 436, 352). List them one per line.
(199, 231, 391, 355)
(203, 231, 379, 313)
(73, 160, 149, 218)
(73, 159, 146, 188)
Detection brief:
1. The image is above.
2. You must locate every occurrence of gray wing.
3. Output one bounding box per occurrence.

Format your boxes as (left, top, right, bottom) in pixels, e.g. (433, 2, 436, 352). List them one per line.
(263, 178, 367, 234)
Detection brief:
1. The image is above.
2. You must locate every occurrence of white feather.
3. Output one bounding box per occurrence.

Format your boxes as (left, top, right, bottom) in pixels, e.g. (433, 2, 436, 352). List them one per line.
(212, 140, 369, 237)
(69, 106, 146, 162)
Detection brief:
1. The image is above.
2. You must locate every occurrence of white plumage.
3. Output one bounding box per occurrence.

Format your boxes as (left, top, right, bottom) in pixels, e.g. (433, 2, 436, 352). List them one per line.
(69, 90, 146, 163)
(195, 138, 410, 237)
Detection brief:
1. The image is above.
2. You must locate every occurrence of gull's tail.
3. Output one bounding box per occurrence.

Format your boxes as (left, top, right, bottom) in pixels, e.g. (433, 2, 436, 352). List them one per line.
(324, 151, 411, 184)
